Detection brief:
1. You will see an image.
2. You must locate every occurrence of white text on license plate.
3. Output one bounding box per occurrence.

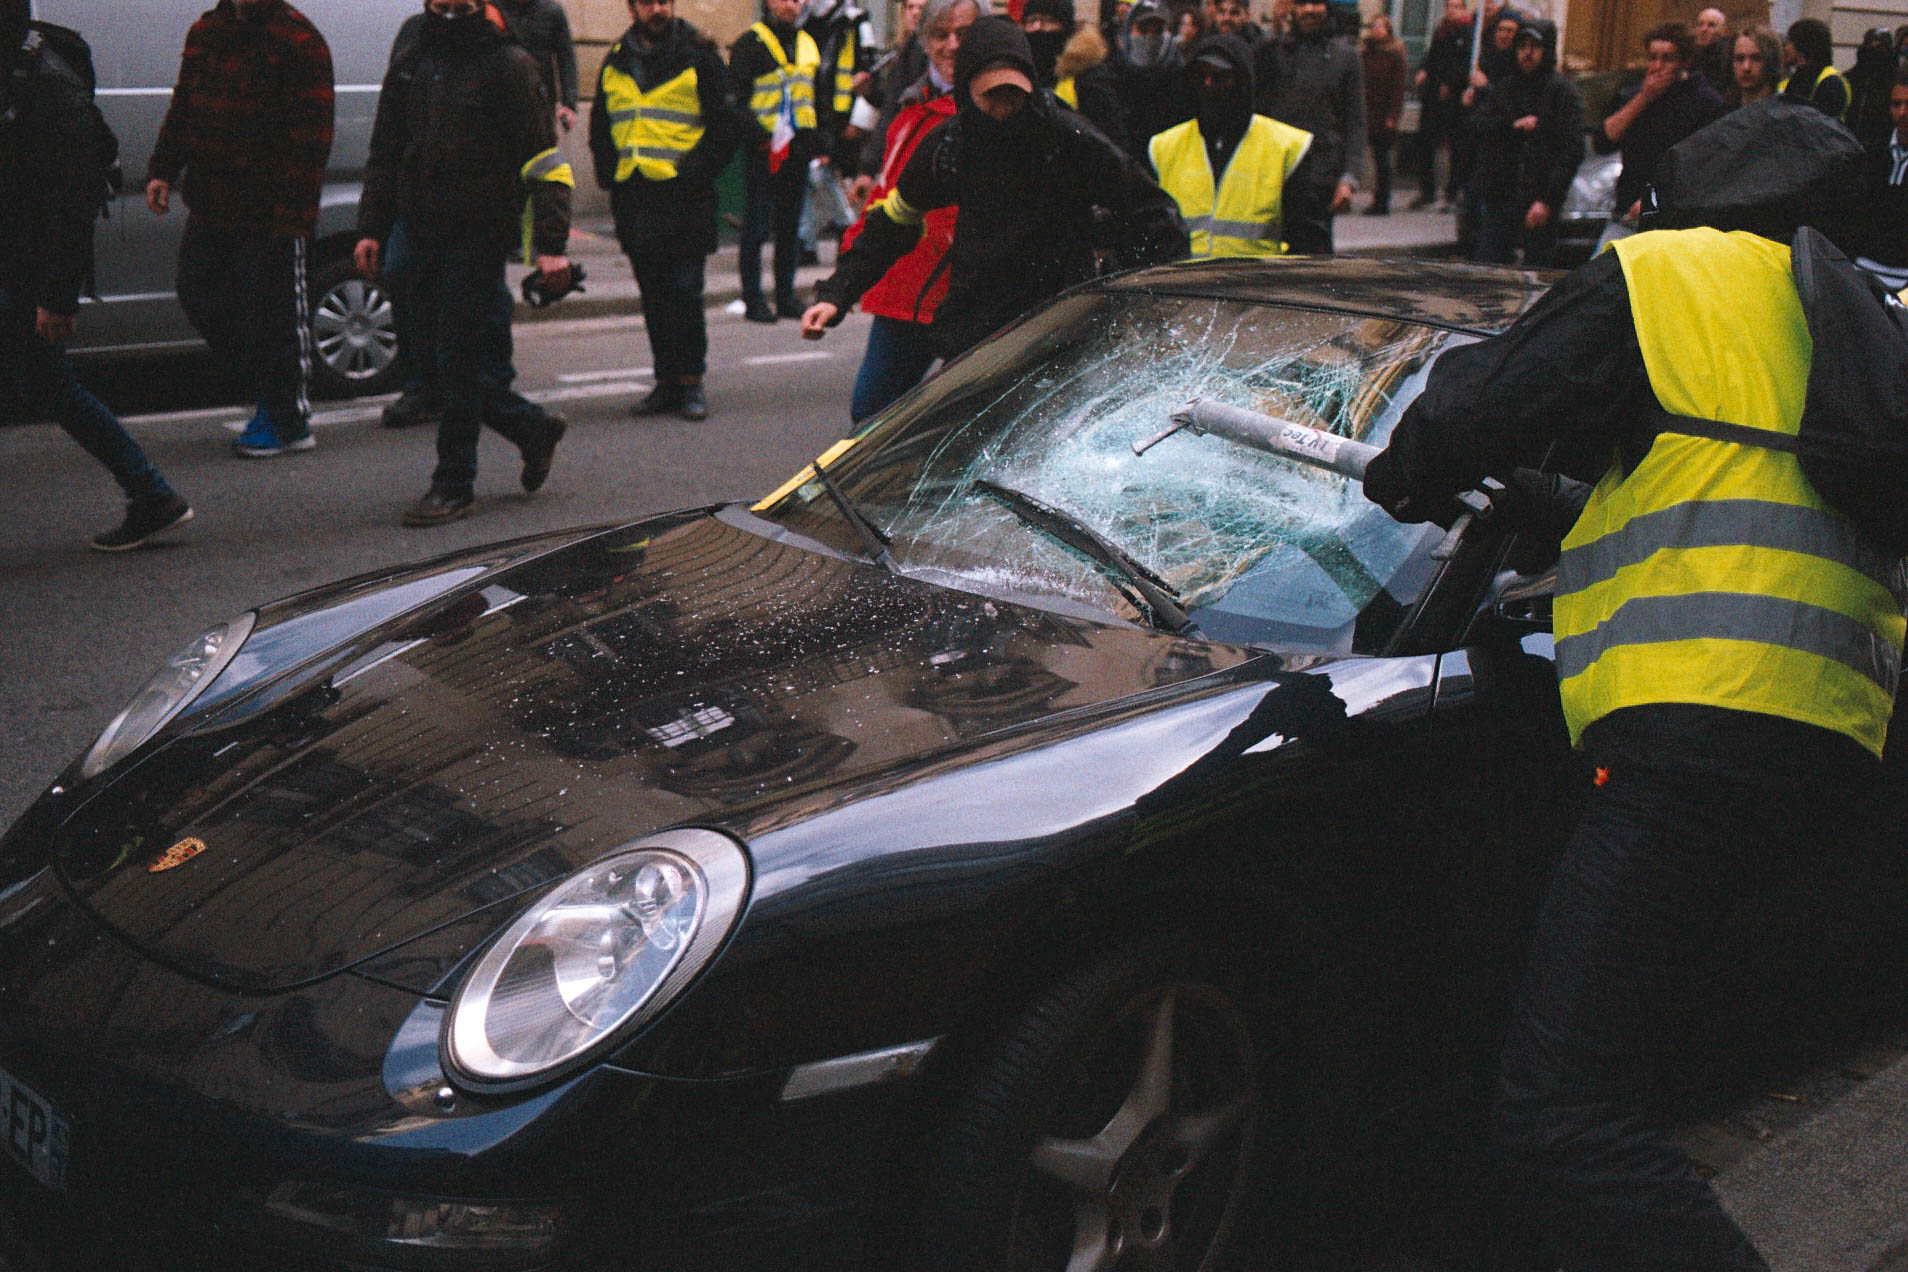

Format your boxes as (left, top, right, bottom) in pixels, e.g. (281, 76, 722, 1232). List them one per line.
(0, 1065, 69, 1191)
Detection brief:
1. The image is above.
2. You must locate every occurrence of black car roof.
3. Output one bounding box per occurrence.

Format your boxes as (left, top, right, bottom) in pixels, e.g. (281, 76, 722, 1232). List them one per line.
(1098, 256, 1556, 336)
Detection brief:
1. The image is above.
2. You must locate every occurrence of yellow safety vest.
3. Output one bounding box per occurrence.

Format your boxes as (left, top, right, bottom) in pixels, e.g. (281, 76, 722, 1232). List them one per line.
(749, 22, 819, 134)
(818, 26, 857, 115)
(600, 54, 705, 183)
(1148, 114, 1313, 258)
(1055, 77, 1078, 109)
(518, 146, 574, 264)
(1777, 64, 1850, 121)
(1555, 228, 1906, 757)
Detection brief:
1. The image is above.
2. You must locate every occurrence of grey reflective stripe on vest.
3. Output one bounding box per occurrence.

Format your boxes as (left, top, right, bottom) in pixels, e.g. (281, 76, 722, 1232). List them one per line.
(1559, 498, 1908, 602)
(523, 151, 567, 180)
(1184, 214, 1274, 240)
(1554, 591, 1901, 692)
(635, 145, 691, 160)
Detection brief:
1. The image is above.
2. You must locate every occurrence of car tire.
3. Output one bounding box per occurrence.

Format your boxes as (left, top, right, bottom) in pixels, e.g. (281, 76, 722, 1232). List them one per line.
(924, 947, 1268, 1272)
(307, 253, 401, 398)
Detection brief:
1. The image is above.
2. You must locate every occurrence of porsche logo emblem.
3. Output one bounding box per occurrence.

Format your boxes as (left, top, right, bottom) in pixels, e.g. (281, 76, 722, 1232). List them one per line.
(149, 838, 207, 873)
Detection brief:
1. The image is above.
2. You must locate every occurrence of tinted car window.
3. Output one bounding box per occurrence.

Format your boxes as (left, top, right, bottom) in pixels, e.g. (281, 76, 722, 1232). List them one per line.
(763, 292, 1468, 653)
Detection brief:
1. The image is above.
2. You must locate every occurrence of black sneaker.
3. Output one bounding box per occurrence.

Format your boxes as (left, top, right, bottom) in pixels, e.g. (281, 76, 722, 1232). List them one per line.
(401, 488, 475, 527)
(91, 493, 193, 552)
(382, 391, 443, 430)
(520, 413, 567, 492)
(630, 383, 684, 416)
(678, 384, 708, 421)
(742, 298, 777, 324)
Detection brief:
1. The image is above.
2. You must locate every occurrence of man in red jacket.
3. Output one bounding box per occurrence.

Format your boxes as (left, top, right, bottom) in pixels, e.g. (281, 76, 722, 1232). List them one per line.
(147, 0, 333, 458)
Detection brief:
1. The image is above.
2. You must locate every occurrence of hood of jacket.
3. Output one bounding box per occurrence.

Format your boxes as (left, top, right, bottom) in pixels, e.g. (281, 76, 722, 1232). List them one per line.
(1186, 32, 1255, 136)
(1515, 17, 1556, 76)
(1120, 0, 1180, 71)
(1056, 23, 1110, 81)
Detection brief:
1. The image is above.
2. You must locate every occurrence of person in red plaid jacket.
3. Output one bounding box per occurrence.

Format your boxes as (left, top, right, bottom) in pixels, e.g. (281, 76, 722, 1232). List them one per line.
(146, 0, 334, 458)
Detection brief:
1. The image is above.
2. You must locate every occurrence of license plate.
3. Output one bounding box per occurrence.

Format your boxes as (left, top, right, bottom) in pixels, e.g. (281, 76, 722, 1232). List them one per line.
(0, 1064, 69, 1191)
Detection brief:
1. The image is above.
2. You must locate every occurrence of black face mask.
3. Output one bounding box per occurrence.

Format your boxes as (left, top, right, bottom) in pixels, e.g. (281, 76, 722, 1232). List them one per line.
(1025, 29, 1065, 82)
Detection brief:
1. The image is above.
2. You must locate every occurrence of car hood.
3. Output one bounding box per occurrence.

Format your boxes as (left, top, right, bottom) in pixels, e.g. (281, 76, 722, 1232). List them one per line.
(50, 508, 1259, 992)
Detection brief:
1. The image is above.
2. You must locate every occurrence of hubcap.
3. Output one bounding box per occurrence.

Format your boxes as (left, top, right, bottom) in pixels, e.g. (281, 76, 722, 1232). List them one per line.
(312, 278, 398, 381)
(1013, 984, 1258, 1272)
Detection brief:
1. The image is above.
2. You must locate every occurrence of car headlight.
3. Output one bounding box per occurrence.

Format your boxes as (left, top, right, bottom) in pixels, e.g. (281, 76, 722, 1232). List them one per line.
(444, 829, 749, 1090)
(80, 613, 256, 779)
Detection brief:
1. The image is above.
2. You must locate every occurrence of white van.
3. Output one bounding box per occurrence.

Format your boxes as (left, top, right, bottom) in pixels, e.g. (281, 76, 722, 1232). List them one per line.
(39, 0, 417, 396)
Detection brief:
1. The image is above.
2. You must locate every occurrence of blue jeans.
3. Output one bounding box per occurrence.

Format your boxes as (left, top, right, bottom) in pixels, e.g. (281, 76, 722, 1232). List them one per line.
(0, 288, 173, 503)
(401, 234, 550, 496)
(850, 315, 938, 423)
(385, 217, 517, 406)
(628, 250, 707, 383)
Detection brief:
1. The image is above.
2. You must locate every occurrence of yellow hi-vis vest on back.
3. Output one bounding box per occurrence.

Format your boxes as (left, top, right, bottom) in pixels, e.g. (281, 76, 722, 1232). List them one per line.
(1148, 114, 1313, 258)
(1777, 64, 1850, 121)
(819, 25, 857, 114)
(1555, 228, 1907, 757)
(601, 53, 705, 183)
(749, 23, 819, 134)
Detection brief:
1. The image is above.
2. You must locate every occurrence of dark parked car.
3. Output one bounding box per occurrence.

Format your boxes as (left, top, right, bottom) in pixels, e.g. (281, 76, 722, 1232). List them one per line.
(6, 258, 1856, 1272)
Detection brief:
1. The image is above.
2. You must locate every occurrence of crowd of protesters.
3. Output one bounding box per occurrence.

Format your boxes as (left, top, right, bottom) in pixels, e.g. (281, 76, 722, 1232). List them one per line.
(11, 0, 1908, 544)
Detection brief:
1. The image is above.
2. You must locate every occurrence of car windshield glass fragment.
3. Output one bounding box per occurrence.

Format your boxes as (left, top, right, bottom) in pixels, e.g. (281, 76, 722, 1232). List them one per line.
(763, 292, 1458, 653)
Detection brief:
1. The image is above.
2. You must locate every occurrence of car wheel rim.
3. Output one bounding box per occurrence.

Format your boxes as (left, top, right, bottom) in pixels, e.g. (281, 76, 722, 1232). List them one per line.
(1010, 983, 1259, 1272)
(311, 278, 398, 382)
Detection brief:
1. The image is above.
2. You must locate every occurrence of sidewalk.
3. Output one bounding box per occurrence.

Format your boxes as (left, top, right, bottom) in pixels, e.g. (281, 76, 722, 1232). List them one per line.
(514, 203, 1463, 325)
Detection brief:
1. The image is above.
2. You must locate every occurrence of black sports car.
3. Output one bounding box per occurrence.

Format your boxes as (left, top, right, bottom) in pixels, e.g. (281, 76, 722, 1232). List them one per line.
(0, 259, 1702, 1271)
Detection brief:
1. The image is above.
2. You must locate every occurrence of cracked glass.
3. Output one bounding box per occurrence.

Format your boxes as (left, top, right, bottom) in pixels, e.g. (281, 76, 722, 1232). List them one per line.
(764, 291, 1469, 653)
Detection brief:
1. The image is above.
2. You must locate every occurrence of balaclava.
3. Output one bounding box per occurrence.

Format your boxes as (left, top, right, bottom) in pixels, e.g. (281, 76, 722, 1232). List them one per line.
(955, 16, 1045, 154)
(1121, 0, 1176, 71)
(1021, 0, 1073, 85)
(1188, 33, 1253, 144)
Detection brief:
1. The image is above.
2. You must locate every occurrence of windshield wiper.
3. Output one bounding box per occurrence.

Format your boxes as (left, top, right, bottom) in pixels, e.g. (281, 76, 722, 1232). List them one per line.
(973, 479, 1198, 635)
(813, 461, 897, 573)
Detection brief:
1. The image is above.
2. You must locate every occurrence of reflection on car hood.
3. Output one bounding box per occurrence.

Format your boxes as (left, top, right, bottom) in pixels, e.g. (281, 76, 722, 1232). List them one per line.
(50, 510, 1258, 992)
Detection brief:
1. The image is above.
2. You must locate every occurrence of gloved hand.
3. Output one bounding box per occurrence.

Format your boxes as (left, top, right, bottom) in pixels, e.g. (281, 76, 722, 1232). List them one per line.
(1492, 467, 1592, 573)
(1363, 448, 1439, 523)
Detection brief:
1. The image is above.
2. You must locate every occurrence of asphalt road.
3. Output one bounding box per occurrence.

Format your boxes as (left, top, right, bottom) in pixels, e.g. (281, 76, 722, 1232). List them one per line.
(1, 305, 871, 832)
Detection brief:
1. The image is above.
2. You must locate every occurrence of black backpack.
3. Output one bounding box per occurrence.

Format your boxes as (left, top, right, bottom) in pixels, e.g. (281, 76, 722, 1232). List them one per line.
(3, 21, 123, 220)
(1656, 226, 1908, 558)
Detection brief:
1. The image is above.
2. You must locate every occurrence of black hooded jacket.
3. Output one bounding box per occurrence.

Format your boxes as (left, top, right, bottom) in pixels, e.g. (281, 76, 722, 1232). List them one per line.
(589, 16, 739, 256)
(1470, 21, 1582, 210)
(0, 14, 99, 314)
(1171, 33, 1331, 251)
(817, 16, 1188, 356)
(361, 9, 568, 255)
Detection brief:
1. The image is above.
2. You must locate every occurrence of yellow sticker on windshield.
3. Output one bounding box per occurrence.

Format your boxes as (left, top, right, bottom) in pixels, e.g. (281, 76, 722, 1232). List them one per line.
(750, 438, 860, 512)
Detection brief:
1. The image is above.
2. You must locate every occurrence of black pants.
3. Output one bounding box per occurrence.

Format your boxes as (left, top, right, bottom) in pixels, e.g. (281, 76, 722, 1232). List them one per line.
(740, 149, 805, 309)
(403, 233, 551, 496)
(1493, 706, 1879, 1272)
(176, 216, 312, 428)
(1368, 131, 1394, 211)
(629, 249, 708, 384)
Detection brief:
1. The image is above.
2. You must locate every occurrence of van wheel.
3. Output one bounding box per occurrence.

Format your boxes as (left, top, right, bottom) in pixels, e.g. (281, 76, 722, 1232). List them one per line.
(925, 949, 1267, 1271)
(307, 254, 400, 398)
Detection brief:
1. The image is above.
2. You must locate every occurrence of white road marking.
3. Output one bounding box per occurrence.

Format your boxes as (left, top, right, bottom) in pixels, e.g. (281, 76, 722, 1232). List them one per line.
(743, 351, 834, 366)
(559, 367, 653, 383)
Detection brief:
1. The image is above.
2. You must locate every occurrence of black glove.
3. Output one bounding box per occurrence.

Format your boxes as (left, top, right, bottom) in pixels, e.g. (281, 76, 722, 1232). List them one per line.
(1363, 448, 1441, 524)
(1492, 467, 1592, 573)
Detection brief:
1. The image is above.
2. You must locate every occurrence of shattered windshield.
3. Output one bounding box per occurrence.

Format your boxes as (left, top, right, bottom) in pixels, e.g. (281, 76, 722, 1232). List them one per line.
(760, 291, 1466, 654)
